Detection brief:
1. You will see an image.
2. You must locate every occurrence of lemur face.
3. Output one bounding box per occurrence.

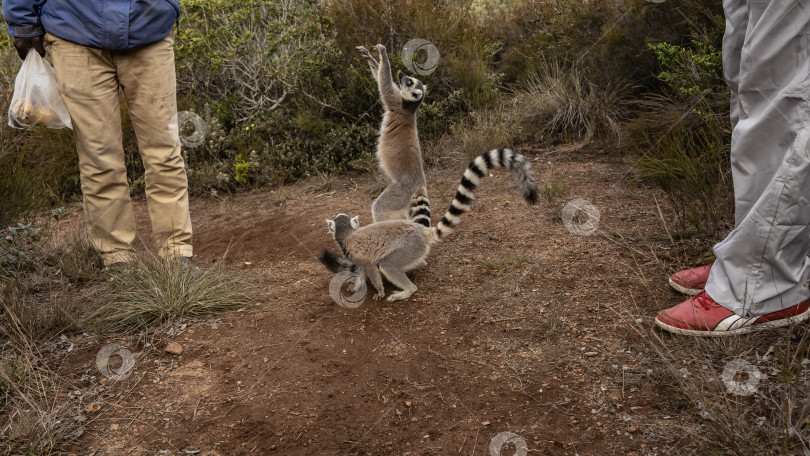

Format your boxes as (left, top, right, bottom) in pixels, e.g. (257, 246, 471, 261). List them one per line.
(326, 214, 360, 236)
(398, 71, 426, 103)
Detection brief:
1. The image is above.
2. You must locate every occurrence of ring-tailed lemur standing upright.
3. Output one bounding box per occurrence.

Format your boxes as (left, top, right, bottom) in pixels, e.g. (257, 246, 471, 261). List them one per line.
(356, 44, 431, 228)
(320, 148, 539, 302)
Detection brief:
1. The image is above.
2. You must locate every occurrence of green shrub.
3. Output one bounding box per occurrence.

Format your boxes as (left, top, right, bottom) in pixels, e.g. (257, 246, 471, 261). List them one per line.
(0, 222, 40, 276)
(631, 24, 732, 236)
(635, 117, 732, 236)
(648, 37, 727, 117)
(0, 0, 734, 222)
(176, 0, 344, 122)
(325, 0, 504, 110)
(175, 0, 385, 189)
(650, 40, 723, 96)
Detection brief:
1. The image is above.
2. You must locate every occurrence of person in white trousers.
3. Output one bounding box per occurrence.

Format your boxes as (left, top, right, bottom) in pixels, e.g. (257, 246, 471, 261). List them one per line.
(656, 0, 810, 336)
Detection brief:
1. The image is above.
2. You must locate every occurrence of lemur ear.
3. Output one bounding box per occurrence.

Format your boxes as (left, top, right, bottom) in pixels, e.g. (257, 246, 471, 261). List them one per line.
(350, 216, 360, 229)
(326, 219, 335, 233)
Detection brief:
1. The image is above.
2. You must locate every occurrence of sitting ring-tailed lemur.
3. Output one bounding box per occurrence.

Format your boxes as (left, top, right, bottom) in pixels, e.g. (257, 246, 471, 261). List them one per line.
(356, 44, 431, 227)
(320, 148, 539, 302)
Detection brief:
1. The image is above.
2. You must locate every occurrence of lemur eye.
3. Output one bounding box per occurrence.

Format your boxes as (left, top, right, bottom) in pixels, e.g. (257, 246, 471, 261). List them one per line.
(406, 80, 412, 86)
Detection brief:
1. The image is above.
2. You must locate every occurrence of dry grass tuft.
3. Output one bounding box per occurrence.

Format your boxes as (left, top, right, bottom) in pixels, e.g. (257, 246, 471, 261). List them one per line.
(514, 61, 626, 147)
(0, 224, 254, 454)
(424, 108, 520, 166)
(100, 251, 252, 331)
(614, 251, 810, 455)
(0, 310, 82, 456)
(641, 324, 810, 454)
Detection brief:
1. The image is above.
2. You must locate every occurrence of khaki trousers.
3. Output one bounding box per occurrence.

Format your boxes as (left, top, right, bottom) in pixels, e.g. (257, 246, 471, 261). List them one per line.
(45, 32, 193, 264)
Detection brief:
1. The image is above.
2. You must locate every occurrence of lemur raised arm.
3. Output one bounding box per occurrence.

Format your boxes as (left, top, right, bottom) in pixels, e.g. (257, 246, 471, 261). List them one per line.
(356, 44, 431, 228)
(321, 148, 539, 302)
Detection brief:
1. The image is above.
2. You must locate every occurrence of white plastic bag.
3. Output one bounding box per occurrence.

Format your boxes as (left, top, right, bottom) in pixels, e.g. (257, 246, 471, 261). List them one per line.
(7, 50, 72, 129)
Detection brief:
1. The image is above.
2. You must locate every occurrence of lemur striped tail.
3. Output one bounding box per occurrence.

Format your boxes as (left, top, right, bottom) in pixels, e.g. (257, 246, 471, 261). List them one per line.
(408, 186, 431, 227)
(319, 249, 359, 273)
(430, 148, 538, 243)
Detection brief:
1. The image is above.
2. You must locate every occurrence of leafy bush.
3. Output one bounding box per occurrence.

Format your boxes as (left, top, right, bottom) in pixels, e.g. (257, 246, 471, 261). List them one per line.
(635, 118, 732, 235)
(175, 0, 386, 190)
(631, 26, 732, 236)
(324, 0, 503, 110)
(176, 0, 344, 122)
(1, 222, 39, 275)
(650, 40, 723, 97)
(0, 0, 734, 234)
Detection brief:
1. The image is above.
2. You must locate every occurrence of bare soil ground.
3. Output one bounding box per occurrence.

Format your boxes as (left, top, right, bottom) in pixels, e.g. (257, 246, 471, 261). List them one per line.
(55, 147, 711, 455)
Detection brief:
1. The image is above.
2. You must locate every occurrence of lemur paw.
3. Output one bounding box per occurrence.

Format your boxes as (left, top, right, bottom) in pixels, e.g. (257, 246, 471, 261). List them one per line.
(411, 260, 428, 270)
(346, 276, 363, 294)
(373, 293, 385, 301)
(387, 291, 413, 302)
(356, 46, 372, 59)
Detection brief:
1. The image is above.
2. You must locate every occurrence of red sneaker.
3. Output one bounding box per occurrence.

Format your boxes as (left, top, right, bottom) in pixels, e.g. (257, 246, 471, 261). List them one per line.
(668, 263, 713, 295)
(655, 291, 810, 336)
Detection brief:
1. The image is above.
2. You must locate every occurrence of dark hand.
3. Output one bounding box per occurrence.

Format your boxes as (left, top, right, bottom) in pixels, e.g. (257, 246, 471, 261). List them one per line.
(12, 35, 46, 60)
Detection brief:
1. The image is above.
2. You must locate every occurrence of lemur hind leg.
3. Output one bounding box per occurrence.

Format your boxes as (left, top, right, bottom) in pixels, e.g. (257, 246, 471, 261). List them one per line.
(379, 265, 418, 302)
(372, 182, 412, 222)
(366, 265, 386, 301)
(379, 247, 424, 301)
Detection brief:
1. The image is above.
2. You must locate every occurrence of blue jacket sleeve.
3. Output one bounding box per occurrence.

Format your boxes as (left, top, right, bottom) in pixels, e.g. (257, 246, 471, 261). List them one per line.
(2, 0, 46, 37)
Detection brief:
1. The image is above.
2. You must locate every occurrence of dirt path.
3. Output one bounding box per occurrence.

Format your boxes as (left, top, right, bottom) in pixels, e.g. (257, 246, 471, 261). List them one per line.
(60, 147, 700, 455)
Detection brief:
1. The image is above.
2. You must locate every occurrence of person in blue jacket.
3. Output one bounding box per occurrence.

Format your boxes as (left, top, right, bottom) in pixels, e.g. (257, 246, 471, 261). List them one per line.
(3, 0, 193, 267)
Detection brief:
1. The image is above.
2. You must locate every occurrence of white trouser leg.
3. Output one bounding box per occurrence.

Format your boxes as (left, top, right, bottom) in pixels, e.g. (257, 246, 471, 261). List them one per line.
(722, 0, 748, 131)
(705, 0, 810, 316)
